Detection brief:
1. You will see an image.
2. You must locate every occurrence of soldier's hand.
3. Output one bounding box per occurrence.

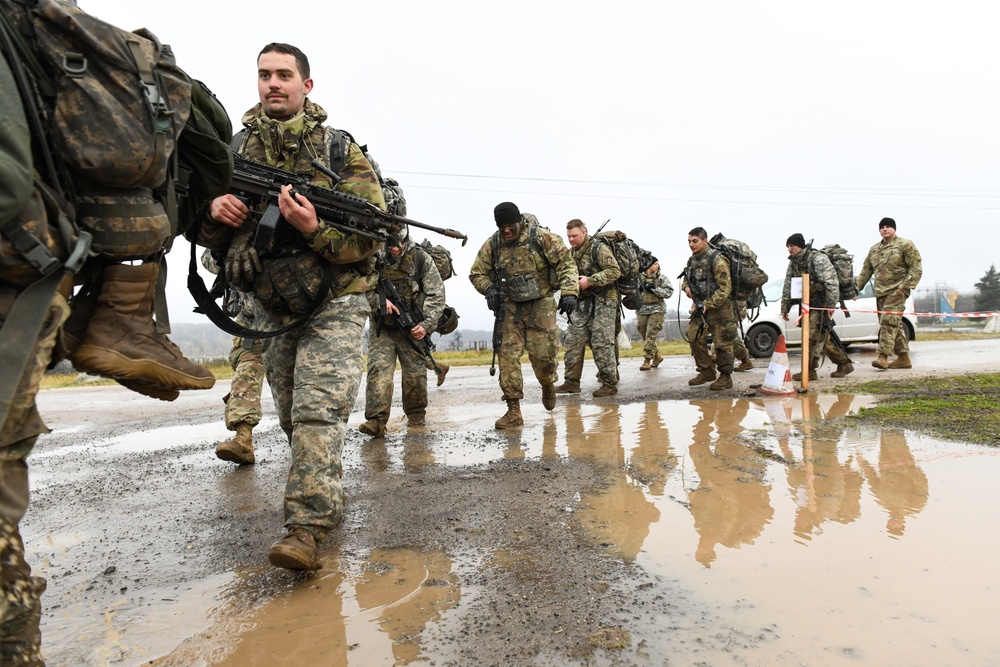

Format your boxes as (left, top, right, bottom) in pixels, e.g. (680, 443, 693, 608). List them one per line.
(279, 184, 319, 234)
(209, 194, 249, 228)
(411, 325, 427, 340)
(558, 294, 578, 316)
(485, 286, 503, 312)
(641, 281, 655, 292)
(224, 230, 262, 291)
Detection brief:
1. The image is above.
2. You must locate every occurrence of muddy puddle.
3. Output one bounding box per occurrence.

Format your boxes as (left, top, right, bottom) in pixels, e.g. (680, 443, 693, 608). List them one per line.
(42, 392, 1000, 665)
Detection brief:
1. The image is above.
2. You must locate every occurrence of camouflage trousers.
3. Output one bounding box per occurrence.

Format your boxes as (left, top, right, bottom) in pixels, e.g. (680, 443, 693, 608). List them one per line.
(0, 290, 70, 665)
(498, 297, 559, 401)
(636, 311, 665, 360)
(563, 295, 620, 387)
(364, 325, 429, 424)
(804, 310, 851, 369)
(224, 336, 267, 430)
(262, 293, 368, 541)
(688, 302, 737, 375)
(875, 291, 909, 357)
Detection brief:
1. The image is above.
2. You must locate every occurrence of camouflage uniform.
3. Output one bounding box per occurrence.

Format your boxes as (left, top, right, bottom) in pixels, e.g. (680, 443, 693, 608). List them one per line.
(682, 247, 737, 376)
(364, 243, 445, 425)
(224, 299, 267, 431)
(635, 271, 674, 361)
(469, 221, 578, 400)
(781, 248, 852, 371)
(0, 42, 67, 663)
(563, 236, 622, 388)
(205, 99, 385, 543)
(856, 235, 922, 357)
(730, 299, 753, 366)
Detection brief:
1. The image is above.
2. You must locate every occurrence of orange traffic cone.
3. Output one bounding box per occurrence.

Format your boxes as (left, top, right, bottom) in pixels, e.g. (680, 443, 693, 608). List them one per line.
(757, 334, 797, 396)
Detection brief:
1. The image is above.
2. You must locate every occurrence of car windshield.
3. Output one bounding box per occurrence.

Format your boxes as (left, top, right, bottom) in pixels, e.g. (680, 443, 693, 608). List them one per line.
(762, 279, 783, 303)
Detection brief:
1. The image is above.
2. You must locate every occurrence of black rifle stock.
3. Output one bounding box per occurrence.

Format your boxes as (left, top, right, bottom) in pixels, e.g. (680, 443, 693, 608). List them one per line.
(489, 269, 507, 377)
(379, 276, 440, 372)
(228, 153, 468, 253)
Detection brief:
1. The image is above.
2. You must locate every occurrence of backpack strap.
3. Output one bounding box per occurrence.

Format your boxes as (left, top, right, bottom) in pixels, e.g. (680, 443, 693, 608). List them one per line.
(324, 127, 351, 174)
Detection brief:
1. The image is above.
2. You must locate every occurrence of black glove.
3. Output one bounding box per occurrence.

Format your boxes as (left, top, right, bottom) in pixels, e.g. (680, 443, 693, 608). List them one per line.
(558, 294, 578, 316)
(641, 281, 655, 293)
(485, 285, 503, 312)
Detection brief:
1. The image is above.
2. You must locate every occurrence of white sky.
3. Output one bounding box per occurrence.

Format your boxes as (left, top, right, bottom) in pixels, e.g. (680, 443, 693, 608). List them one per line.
(82, 0, 1000, 331)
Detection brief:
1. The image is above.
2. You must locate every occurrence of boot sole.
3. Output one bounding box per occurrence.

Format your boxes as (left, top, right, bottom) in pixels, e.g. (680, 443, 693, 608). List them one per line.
(215, 447, 255, 465)
(268, 545, 319, 571)
(71, 346, 216, 389)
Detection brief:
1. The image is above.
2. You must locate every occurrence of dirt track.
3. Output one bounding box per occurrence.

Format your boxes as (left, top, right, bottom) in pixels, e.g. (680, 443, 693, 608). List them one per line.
(22, 338, 1000, 665)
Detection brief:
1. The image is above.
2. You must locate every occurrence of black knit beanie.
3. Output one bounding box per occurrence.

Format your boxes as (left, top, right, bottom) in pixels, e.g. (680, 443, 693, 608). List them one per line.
(879, 217, 896, 229)
(494, 202, 521, 226)
(786, 233, 806, 248)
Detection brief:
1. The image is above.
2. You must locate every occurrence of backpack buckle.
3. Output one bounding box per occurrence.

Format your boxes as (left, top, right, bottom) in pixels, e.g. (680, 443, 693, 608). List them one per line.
(62, 51, 87, 77)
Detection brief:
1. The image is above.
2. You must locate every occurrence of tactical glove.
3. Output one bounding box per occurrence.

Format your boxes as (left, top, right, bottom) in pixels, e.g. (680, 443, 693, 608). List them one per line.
(485, 285, 503, 312)
(224, 228, 262, 292)
(641, 281, 656, 292)
(558, 294, 578, 316)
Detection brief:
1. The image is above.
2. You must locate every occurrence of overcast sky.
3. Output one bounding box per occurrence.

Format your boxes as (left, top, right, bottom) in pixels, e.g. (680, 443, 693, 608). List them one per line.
(83, 0, 1000, 331)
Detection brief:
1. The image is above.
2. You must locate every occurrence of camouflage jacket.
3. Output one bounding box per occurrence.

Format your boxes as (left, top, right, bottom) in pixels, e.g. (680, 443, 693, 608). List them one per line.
(636, 271, 675, 315)
(681, 247, 731, 311)
(781, 248, 839, 313)
(856, 236, 923, 298)
(469, 220, 579, 301)
(572, 235, 621, 300)
(377, 242, 445, 333)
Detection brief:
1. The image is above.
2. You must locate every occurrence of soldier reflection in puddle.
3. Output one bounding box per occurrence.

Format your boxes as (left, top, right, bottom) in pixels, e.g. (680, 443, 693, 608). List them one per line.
(857, 429, 928, 537)
(628, 401, 678, 497)
(687, 399, 774, 567)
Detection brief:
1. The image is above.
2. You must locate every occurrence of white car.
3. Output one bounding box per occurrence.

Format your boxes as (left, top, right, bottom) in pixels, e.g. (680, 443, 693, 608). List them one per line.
(742, 279, 917, 358)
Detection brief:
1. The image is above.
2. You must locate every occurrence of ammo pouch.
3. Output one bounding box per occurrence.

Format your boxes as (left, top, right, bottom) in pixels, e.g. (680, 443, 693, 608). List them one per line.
(254, 252, 331, 316)
(77, 188, 170, 260)
(506, 273, 542, 302)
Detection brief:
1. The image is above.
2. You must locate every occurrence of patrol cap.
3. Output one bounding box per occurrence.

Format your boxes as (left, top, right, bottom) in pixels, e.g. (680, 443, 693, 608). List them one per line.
(879, 217, 896, 229)
(494, 202, 521, 226)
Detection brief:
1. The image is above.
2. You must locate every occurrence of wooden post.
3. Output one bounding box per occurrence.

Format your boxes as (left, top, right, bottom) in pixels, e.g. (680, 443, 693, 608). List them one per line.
(801, 273, 810, 391)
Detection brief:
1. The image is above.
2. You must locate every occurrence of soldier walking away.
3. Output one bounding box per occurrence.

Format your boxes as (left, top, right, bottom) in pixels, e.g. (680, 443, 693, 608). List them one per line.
(360, 225, 445, 437)
(681, 227, 738, 391)
(780, 233, 854, 380)
(557, 219, 622, 396)
(199, 43, 385, 571)
(469, 202, 579, 428)
(635, 261, 674, 371)
(856, 218, 922, 370)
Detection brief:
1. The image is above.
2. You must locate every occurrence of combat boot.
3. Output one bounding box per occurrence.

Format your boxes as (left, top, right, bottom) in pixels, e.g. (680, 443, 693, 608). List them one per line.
(268, 527, 320, 571)
(435, 363, 450, 386)
(735, 358, 755, 372)
(593, 385, 618, 397)
(359, 419, 387, 438)
(888, 353, 912, 369)
(709, 373, 733, 391)
(688, 369, 717, 386)
(215, 422, 255, 465)
(872, 354, 889, 370)
(792, 369, 818, 381)
(407, 412, 426, 426)
(541, 384, 556, 411)
(68, 263, 215, 391)
(554, 381, 580, 394)
(495, 399, 523, 429)
(830, 362, 855, 378)
(651, 352, 664, 368)
(116, 378, 180, 402)
(639, 358, 652, 371)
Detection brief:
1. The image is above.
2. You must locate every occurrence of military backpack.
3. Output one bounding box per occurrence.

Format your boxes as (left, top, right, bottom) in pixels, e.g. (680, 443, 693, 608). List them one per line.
(590, 229, 657, 309)
(813, 243, 859, 313)
(708, 233, 769, 312)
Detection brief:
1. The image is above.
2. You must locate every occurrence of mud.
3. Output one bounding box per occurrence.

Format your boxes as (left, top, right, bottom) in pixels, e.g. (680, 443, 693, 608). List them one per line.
(21, 338, 1000, 665)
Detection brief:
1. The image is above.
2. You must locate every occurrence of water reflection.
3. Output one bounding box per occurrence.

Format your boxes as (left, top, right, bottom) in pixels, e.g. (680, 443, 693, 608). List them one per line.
(857, 429, 928, 537)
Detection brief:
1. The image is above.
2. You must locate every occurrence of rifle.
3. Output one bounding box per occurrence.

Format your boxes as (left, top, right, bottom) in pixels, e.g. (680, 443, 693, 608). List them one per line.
(379, 276, 441, 373)
(229, 153, 468, 254)
(489, 268, 507, 377)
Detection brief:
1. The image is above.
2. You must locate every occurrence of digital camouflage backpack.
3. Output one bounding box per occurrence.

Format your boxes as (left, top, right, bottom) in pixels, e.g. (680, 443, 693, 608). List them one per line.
(814, 243, 859, 311)
(708, 233, 769, 311)
(591, 229, 657, 309)
(418, 238, 455, 281)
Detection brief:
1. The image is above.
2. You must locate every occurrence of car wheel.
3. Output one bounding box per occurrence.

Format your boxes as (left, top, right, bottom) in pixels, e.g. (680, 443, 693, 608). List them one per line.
(746, 323, 780, 358)
(903, 320, 915, 341)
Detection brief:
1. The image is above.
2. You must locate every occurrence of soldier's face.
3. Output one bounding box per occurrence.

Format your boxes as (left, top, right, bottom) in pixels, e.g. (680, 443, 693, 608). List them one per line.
(879, 224, 896, 241)
(498, 222, 520, 242)
(688, 235, 708, 254)
(257, 51, 313, 121)
(787, 244, 803, 257)
(567, 227, 586, 249)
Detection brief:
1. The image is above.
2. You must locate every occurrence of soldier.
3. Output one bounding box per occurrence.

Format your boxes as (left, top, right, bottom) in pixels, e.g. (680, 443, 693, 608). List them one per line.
(469, 202, 579, 428)
(201, 250, 267, 465)
(635, 261, 674, 371)
(856, 218, 922, 370)
(780, 233, 854, 380)
(202, 43, 385, 570)
(730, 299, 755, 372)
(556, 219, 622, 396)
(682, 227, 738, 391)
(359, 226, 445, 437)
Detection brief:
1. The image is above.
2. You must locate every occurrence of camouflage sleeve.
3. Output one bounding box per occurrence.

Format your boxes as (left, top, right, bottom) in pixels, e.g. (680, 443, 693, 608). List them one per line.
(704, 253, 732, 310)
(540, 229, 579, 296)
(469, 238, 496, 295)
(416, 248, 445, 331)
(0, 50, 33, 225)
(589, 241, 622, 288)
(856, 244, 876, 291)
(902, 239, 922, 290)
(651, 273, 673, 299)
(812, 252, 840, 307)
(781, 262, 795, 314)
(335, 143, 387, 211)
(305, 223, 381, 265)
